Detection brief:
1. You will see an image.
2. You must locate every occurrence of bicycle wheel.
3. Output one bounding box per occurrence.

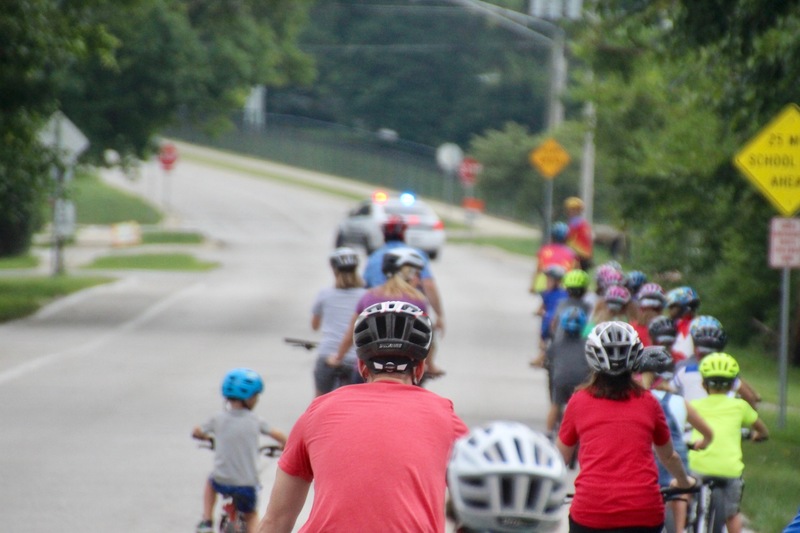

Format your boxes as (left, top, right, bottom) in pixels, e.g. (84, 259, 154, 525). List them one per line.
(704, 486, 726, 533)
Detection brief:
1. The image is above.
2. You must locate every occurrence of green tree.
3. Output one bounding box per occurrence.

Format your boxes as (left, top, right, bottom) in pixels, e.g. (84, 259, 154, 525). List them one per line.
(568, 1, 800, 345)
(60, 0, 316, 160)
(0, 0, 114, 255)
(269, 0, 551, 146)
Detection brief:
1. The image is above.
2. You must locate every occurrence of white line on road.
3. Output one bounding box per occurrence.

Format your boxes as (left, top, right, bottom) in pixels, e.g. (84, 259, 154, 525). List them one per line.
(0, 281, 206, 385)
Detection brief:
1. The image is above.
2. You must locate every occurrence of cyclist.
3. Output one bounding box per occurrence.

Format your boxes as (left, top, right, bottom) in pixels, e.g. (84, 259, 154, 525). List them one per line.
(545, 306, 591, 439)
(448, 421, 567, 532)
(310, 247, 367, 396)
(638, 346, 714, 533)
(329, 247, 444, 377)
(531, 265, 568, 367)
(631, 282, 666, 347)
(590, 284, 633, 326)
(550, 268, 594, 335)
(625, 270, 648, 300)
(688, 352, 769, 533)
(556, 321, 696, 532)
(593, 263, 624, 302)
(530, 221, 578, 294)
(362, 215, 446, 333)
(666, 286, 699, 362)
(258, 301, 468, 533)
(672, 316, 761, 408)
(192, 368, 287, 533)
(564, 196, 593, 270)
(648, 315, 678, 352)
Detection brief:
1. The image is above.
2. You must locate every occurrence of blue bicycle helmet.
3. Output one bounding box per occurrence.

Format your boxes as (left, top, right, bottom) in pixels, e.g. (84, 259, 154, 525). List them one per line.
(221, 368, 264, 400)
(690, 315, 727, 354)
(560, 306, 588, 338)
(551, 221, 569, 243)
(625, 270, 647, 295)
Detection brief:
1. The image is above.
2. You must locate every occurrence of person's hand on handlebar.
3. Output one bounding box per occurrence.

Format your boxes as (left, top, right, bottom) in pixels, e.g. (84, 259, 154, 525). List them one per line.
(670, 475, 697, 490)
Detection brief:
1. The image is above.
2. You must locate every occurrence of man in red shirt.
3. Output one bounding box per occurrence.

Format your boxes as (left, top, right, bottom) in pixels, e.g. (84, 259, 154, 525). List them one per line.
(565, 197, 594, 271)
(258, 301, 467, 533)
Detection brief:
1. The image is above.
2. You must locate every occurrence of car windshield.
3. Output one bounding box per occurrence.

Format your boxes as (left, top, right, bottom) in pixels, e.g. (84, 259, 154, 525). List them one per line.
(384, 200, 433, 217)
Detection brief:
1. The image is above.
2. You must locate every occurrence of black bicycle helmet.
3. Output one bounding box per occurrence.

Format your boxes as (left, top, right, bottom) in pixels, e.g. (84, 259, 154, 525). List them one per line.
(353, 301, 433, 371)
(329, 247, 359, 271)
(636, 346, 674, 374)
(648, 316, 677, 346)
(689, 315, 728, 354)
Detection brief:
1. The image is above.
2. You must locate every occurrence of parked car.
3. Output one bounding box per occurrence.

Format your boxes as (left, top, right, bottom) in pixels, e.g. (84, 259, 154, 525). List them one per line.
(335, 191, 446, 259)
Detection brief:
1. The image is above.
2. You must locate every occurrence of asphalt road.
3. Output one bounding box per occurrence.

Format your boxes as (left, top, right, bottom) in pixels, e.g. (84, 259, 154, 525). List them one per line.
(0, 144, 569, 532)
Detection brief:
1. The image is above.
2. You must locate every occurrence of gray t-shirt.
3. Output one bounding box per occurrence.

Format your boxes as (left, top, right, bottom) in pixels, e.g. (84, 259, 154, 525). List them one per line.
(201, 409, 271, 486)
(311, 287, 366, 362)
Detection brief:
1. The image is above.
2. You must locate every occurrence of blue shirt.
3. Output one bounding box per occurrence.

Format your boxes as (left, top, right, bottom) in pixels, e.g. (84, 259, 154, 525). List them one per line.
(541, 287, 568, 340)
(362, 241, 433, 288)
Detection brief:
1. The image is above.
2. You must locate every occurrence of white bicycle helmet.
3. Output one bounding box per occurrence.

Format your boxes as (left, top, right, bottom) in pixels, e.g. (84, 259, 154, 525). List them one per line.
(584, 321, 643, 375)
(381, 247, 425, 276)
(329, 246, 359, 271)
(448, 421, 567, 532)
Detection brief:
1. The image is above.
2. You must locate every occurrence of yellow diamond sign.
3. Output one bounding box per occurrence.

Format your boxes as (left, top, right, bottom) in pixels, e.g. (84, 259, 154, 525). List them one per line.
(734, 103, 800, 217)
(530, 138, 570, 179)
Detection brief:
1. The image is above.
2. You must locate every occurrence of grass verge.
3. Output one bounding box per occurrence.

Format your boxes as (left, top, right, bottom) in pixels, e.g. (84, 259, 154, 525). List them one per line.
(0, 254, 39, 269)
(72, 171, 161, 225)
(0, 276, 114, 322)
(141, 231, 205, 245)
(82, 253, 218, 271)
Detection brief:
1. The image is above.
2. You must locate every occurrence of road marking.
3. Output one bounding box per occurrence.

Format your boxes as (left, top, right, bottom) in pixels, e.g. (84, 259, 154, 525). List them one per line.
(0, 282, 206, 385)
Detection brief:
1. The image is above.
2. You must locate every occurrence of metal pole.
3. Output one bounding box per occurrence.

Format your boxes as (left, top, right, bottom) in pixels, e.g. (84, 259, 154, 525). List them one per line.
(580, 102, 596, 226)
(779, 266, 790, 429)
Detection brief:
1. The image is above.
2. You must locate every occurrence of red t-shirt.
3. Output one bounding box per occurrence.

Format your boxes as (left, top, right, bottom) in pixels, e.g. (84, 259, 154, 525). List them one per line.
(630, 320, 653, 347)
(559, 388, 670, 529)
(671, 315, 694, 363)
(279, 381, 468, 532)
(537, 243, 578, 271)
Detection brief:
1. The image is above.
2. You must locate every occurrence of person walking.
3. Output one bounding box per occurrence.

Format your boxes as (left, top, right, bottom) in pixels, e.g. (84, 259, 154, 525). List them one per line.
(556, 321, 696, 532)
(258, 301, 468, 533)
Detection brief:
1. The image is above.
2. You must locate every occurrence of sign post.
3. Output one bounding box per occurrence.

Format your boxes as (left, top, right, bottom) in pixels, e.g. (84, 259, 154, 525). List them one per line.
(436, 143, 464, 207)
(734, 104, 800, 429)
(530, 138, 570, 243)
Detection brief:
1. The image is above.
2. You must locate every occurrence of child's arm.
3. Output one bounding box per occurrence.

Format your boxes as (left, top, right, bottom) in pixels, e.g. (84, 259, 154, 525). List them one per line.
(267, 428, 288, 448)
(192, 426, 212, 441)
(685, 401, 713, 450)
(750, 418, 769, 442)
(737, 377, 762, 409)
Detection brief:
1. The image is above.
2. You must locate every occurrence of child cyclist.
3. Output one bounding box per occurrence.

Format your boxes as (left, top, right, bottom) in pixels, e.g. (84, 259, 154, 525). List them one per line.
(688, 352, 769, 533)
(530, 265, 568, 367)
(545, 306, 591, 439)
(192, 368, 287, 533)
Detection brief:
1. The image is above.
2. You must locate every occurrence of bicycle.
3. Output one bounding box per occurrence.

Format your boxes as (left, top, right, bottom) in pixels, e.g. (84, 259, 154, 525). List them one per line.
(283, 337, 318, 351)
(662, 477, 726, 533)
(197, 439, 282, 533)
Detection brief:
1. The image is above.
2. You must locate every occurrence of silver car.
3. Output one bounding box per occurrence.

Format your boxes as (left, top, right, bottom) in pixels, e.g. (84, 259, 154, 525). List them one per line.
(335, 192, 446, 259)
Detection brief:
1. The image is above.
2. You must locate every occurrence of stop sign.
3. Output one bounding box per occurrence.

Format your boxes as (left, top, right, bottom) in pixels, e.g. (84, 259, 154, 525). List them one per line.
(159, 143, 178, 171)
(458, 157, 483, 186)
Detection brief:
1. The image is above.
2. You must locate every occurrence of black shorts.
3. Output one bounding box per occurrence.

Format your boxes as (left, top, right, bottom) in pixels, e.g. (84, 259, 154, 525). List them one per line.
(569, 515, 662, 533)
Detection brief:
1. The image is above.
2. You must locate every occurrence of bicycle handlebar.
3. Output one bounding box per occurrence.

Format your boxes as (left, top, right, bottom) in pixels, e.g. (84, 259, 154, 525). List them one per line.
(284, 337, 318, 351)
(195, 437, 283, 457)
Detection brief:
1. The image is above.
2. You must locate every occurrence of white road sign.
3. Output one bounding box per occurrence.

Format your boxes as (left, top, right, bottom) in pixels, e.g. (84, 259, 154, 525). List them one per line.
(770, 217, 800, 268)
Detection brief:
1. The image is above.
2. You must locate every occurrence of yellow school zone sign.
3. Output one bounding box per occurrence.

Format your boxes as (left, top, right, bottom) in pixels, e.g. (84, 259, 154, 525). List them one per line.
(734, 104, 800, 217)
(530, 138, 570, 179)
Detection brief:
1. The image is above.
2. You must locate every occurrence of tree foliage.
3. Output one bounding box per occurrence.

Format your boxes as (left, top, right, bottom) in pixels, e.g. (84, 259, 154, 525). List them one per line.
(0, 0, 315, 256)
(567, 0, 800, 345)
(268, 0, 551, 147)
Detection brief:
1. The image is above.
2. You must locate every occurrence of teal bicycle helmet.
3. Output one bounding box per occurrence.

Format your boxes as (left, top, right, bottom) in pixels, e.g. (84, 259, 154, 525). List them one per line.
(221, 368, 264, 400)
